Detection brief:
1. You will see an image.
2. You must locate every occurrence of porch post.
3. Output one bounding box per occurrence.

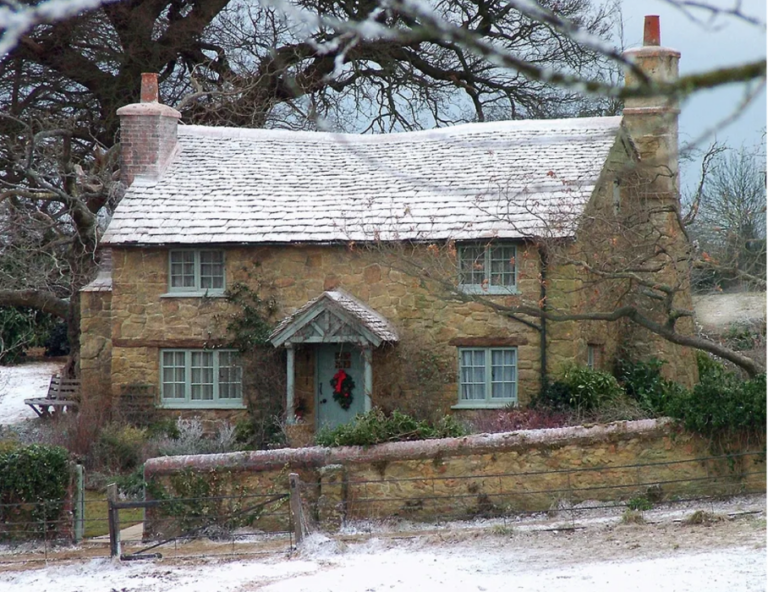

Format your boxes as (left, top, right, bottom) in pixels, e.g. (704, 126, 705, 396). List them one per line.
(363, 346, 373, 412)
(286, 344, 296, 424)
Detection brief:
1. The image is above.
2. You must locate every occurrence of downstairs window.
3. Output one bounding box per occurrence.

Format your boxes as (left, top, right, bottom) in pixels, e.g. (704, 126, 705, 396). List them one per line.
(456, 347, 517, 408)
(160, 349, 243, 408)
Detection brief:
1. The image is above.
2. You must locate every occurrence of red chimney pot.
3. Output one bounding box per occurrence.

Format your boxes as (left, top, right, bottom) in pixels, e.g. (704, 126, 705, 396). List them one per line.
(643, 15, 660, 46)
(141, 73, 159, 103)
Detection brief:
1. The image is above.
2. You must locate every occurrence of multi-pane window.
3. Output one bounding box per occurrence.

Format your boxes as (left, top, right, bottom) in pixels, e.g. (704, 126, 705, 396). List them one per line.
(169, 250, 224, 294)
(458, 348, 517, 406)
(459, 244, 517, 293)
(160, 350, 243, 407)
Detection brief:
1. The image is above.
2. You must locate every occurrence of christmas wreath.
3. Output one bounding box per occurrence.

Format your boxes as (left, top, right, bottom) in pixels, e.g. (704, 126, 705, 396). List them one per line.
(330, 368, 355, 410)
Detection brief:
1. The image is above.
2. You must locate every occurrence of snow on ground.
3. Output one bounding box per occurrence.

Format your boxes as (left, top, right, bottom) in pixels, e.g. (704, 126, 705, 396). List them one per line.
(0, 556, 319, 592)
(693, 292, 766, 333)
(0, 360, 63, 425)
(1, 496, 764, 592)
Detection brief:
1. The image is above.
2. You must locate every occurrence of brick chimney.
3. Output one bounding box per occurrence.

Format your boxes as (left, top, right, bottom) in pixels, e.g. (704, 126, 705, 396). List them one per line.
(116, 73, 181, 187)
(622, 16, 681, 201)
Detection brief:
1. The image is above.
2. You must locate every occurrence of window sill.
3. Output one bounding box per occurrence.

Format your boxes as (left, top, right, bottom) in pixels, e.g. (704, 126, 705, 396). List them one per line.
(458, 285, 519, 296)
(159, 401, 246, 410)
(451, 401, 517, 410)
(160, 291, 226, 298)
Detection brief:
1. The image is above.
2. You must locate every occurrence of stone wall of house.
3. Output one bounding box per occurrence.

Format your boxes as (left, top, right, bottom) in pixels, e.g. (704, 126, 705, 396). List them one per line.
(142, 419, 766, 535)
(104, 241, 566, 423)
(79, 290, 113, 403)
(82, 143, 698, 425)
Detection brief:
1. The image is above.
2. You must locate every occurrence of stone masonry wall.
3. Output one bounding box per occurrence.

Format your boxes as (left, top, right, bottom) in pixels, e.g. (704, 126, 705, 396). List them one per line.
(84, 144, 698, 424)
(143, 419, 766, 535)
(79, 290, 113, 403)
(106, 241, 568, 423)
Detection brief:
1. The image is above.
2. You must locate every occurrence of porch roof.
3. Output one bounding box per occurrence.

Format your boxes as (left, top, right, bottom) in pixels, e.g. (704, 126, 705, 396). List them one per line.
(269, 290, 399, 348)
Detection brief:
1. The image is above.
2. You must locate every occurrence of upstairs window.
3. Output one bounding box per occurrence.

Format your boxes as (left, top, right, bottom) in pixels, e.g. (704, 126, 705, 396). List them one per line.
(169, 250, 225, 295)
(459, 244, 517, 294)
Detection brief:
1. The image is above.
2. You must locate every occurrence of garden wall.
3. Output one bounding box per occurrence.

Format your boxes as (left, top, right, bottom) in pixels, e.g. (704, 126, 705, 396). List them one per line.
(143, 419, 765, 535)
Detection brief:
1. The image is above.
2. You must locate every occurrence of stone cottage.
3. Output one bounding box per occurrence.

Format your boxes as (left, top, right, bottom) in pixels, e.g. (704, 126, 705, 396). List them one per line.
(80, 17, 696, 437)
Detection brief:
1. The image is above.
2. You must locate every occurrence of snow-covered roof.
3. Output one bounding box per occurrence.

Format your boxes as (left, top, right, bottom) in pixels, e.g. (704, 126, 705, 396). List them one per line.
(270, 290, 399, 347)
(103, 116, 627, 246)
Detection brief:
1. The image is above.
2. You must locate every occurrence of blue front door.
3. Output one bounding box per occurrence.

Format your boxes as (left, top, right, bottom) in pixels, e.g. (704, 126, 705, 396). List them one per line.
(316, 344, 365, 429)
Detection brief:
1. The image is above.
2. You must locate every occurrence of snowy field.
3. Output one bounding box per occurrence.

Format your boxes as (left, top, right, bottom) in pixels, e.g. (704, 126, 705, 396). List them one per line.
(0, 360, 63, 425)
(1, 496, 765, 592)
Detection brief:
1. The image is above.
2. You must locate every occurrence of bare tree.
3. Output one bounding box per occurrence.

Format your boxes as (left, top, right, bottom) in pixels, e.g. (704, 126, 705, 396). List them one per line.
(0, 0, 622, 371)
(0, 0, 764, 374)
(363, 163, 763, 377)
(686, 142, 767, 292)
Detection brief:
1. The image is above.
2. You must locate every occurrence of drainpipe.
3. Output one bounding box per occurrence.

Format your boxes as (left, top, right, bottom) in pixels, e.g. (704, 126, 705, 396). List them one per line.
(538, 244, 548, 392)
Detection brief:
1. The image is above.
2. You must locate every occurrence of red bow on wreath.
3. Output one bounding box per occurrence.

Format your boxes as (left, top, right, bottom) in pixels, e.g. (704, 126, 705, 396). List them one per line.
(332, 369, 347, 394)
(331, 369, 355, 410)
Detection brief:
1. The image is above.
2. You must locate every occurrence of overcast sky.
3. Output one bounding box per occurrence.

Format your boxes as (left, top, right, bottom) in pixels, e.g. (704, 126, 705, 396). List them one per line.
(620, 1, 766, 190)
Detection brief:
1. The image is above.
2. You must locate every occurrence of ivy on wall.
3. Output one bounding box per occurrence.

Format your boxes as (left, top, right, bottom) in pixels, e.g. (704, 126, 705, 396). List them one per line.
(221, 280, 277, 351)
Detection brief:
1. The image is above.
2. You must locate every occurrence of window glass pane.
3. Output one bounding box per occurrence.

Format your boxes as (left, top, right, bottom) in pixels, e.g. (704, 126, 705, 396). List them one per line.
(191, 352, 214, 400)
(162, 351, 186, 399)
(170, 251, 196, 289)
(588, 346, 598, 370)
(492, 382, 513, 399)
(218, 352, 242, 399)
(490, 246, 515, 287)
(200, 251, 224, 290)
(490, 349, 516, 399)
(460, 247, 486, 285)
(459, 349, 486, 400)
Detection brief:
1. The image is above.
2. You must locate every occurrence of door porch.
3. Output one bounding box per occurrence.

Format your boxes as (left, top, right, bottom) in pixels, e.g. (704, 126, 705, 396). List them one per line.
(269, 290, 399, 429)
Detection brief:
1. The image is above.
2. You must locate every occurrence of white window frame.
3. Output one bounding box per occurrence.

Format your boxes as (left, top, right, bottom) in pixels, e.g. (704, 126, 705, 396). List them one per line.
(458, 244, 518, 295)
(165, 249, 226, 296)
(159, 349, 244, 409)
(453, 347, 518, 409)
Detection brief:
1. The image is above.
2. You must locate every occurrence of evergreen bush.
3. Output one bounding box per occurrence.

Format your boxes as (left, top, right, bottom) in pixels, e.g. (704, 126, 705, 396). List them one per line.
(316, 408, 466, 447)
(616, 357, 687, 416)
(0, 444, 71, 539)
(665, 354, 766, 440)
(559, 365, 623, 411)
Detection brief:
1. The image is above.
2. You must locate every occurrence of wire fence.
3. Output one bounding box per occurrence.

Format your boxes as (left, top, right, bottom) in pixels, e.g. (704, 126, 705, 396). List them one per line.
(0, 490, 293, 565)
(299, 450, 766, 528)
(0, 449, 764, 564)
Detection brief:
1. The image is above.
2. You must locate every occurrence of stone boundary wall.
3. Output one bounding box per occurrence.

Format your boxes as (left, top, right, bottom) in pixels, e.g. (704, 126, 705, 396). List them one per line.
(143, 419, 765, 534)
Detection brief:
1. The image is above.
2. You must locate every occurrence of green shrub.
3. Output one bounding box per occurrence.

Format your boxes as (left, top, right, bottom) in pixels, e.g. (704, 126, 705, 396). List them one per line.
(531, 380, 573, 411)
(92, 423, 148, 473)
(616, 357, 687, 416)
(559, 365, 624, 411)
(114, 466, 147, 498)
(234, 418, 256, 447)
(146, 418, 181, 440)
(0, 444, 71, 539)
(666, 353, 766, 439)
(316, 409, 466, 447)
(722, 324, 760, 351)
(627, 496, 653, 511)
(43, 320, 70, 357)
(0, 307, 64, 364)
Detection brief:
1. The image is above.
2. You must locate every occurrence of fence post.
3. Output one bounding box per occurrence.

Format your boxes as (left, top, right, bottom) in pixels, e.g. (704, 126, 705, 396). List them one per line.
(74, 464, 85, 543)
(289, 473, 304, 545)
(107, 483, 121, 558)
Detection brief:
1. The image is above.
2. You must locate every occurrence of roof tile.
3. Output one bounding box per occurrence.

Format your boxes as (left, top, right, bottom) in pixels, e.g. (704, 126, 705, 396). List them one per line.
(103, 117, 625, 245)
